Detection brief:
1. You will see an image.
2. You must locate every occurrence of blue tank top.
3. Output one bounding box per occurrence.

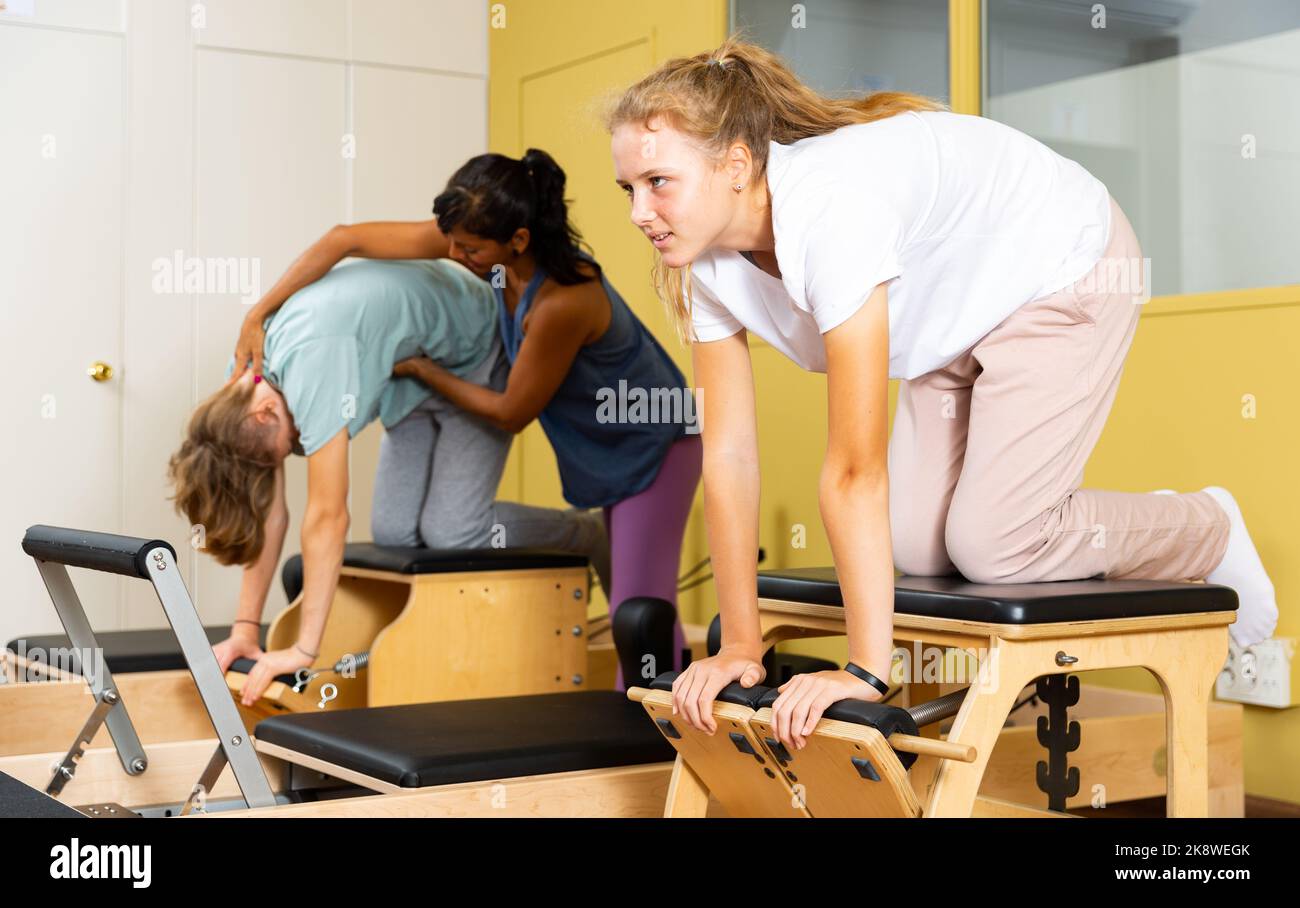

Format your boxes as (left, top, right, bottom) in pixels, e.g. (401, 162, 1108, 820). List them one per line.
(494, 257, 695, 508)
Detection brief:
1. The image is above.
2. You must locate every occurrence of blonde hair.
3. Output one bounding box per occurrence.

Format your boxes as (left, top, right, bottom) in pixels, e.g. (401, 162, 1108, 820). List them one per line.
(604, 34, 947, 345)
(166, 381, 280, 566)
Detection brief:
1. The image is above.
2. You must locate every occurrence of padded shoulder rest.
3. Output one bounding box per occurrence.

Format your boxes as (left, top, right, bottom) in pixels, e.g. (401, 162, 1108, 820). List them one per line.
(254, 691, 675, 788)
(6, 625, 268, 674)
(757, 569, 1238, 623)
(648, 672, 918, 769)
(21, 524, 176, 580)
(649, 671, 770, 709)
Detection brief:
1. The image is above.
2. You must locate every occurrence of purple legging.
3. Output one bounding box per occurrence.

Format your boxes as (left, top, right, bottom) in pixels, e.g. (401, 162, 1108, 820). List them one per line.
(603, 433, 702, 689)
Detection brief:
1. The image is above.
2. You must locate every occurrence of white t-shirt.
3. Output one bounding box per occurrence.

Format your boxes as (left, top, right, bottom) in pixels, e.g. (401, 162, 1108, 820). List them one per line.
(688, 110, 1113, 379)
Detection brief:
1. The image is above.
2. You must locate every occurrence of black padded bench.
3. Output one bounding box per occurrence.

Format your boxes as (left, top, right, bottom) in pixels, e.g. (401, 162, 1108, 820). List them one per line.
(756, 568, 1238, 622)
(279, 542, 589, 603)
(6, 625, 268, 675)
(0, 769, 86, 818)
(252, 691, 676, 790)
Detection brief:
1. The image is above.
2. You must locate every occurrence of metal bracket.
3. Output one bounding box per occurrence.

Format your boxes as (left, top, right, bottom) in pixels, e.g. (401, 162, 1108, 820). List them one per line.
(46, 687, 145, 796)
(146, 547, 276, 810)
(180, 743, 229, 815)
(1034, 673, 1082, 811)
(33, 560, 149, 787)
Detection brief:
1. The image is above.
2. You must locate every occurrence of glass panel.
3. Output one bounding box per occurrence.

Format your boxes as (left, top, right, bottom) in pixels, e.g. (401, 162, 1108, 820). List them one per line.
(734, 0, 949, 103)
(985, 0, 1300, 296)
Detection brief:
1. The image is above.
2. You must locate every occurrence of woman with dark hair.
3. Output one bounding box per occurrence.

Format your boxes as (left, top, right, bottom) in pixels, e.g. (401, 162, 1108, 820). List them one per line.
(231, 149, 701, 687)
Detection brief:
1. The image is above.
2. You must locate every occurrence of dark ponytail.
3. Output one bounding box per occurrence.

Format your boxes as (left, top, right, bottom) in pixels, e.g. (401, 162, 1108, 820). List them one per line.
(432, 148, 600, 286)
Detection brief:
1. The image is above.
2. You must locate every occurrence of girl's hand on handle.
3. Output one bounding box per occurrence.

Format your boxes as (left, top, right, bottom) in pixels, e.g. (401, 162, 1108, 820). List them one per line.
(671, 648, 766, 734)
(211, 632, 264, 674)
(771, 669, 884, 751)
(238, 647, 315, 707)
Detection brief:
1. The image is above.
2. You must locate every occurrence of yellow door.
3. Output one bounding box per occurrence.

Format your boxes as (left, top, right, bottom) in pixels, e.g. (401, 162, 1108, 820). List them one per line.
(488, 1, 728, 618)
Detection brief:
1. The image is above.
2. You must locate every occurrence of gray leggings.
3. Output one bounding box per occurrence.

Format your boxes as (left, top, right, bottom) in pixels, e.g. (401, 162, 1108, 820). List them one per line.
(370, 339, 610, 592)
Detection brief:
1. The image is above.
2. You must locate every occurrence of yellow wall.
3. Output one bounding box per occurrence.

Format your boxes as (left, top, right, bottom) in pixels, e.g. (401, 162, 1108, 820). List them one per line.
(1085, 292, 1300, 802)
(489, 0, 1297, 803)
(488, 0, 728, 622)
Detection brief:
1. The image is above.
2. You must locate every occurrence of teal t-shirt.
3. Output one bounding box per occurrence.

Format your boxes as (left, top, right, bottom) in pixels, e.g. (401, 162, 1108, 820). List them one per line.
(225, 259, 497, 456)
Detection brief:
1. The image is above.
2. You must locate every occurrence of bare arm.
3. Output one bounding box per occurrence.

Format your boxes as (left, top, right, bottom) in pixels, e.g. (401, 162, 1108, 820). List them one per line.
(767, 283, 895, 751)
(671, 328, 767, 733)
(231, 219, 451, 381)
(818, 283, 894, 682)
(236, 429, 350, 705)
(397, 286, 591, 433)
(295, 428, 351, 660)
(696, 331, 764, 658)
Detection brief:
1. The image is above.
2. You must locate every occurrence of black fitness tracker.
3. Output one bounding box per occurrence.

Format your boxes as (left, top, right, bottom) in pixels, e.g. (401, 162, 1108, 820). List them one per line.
(845, 661, 891, 697)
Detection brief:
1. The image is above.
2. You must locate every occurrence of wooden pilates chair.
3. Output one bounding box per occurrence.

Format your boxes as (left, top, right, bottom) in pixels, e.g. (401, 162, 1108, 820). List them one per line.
(9, 526, 686, 817)
(646, 568, 1237, 818)
(630, 673, 990, 818)
(222, 544, 593, 718)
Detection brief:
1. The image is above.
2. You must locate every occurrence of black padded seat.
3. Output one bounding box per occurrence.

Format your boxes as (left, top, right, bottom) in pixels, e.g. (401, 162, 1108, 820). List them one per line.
(6, 624, 268, 674)
(342, 543, 584, 574)
(254, 691, 676, 788)
(281, 544, 589, 601)
(756, 568, 1237, 624)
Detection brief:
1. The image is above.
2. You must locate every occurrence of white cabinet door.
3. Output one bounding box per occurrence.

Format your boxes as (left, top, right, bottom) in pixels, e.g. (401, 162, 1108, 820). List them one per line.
(0, 25, 125, 641)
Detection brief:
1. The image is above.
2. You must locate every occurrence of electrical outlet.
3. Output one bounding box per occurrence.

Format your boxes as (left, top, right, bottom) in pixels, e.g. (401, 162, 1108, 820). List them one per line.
(1215, 637, 1297, 708)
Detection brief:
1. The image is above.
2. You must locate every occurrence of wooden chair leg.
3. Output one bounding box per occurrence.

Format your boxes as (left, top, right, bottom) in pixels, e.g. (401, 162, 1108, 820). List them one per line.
(927, 641, 1040, 817)
(1145, 625, 1228, 818)
(663, 754, 710, 818)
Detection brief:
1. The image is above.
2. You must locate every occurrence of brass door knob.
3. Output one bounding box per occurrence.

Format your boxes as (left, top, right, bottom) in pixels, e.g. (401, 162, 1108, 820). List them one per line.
(87, 361, 114, 382)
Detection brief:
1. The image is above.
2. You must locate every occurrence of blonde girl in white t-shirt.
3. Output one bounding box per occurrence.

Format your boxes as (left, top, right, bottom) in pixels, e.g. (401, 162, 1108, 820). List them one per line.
(606, 36, 1277, 752)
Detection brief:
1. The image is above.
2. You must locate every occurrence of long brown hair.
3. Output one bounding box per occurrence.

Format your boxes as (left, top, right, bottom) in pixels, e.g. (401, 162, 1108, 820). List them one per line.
(604, 34, 946, 345)
(167, 381, 280, 566)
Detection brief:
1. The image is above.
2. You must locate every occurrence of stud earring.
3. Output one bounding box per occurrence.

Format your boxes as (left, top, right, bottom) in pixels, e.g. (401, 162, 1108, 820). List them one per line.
(733, 183, 744, 192)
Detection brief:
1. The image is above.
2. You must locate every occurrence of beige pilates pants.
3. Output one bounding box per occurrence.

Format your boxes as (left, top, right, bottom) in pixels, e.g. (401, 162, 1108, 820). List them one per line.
(888, 196, 1229, 583)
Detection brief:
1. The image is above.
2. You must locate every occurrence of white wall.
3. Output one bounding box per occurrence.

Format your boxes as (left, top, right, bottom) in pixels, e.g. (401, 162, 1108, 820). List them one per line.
(0, 0, 488, 642)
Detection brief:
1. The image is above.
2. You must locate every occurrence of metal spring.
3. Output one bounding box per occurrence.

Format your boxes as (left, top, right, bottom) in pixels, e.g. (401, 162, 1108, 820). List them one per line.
(335, 651, 370, 672)
(907, 687, 969, 729)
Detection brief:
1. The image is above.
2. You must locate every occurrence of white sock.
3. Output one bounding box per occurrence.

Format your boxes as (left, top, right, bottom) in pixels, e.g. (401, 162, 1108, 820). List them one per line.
(1198, 486, 1278, 648)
